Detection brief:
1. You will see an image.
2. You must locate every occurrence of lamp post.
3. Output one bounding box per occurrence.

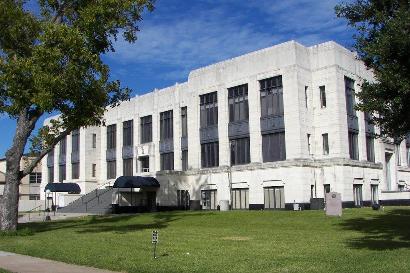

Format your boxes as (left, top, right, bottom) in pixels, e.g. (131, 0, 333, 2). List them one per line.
(228, 140, 234, 210)
(45, 189, 51, 221)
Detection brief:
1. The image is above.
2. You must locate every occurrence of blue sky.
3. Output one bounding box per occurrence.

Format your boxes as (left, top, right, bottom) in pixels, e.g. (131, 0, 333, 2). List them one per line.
(0, 0, 355, 158)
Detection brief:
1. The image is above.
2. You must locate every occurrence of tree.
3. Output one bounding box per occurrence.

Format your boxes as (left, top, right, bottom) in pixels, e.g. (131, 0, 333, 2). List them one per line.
(0, 0, 154, 231)
(336, 0, 410, 138)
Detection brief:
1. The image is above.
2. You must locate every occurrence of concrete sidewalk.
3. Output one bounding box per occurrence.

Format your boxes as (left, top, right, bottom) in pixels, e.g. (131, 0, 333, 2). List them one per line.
(0, 251, 122, 273)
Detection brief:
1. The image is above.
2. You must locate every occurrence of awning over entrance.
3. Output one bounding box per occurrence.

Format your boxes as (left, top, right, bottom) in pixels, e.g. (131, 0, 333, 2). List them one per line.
(113, 176, 160, 189)
(44, 183, 81, 193)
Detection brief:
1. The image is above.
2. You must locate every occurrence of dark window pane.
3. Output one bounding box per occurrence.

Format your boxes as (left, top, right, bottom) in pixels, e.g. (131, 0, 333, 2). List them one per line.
(199, 92, 218, 128)
(123, 120, 133, 147)
(140, 115, 152, 143)
(107, 124, 117, 149)
(201, 142, 219, 168)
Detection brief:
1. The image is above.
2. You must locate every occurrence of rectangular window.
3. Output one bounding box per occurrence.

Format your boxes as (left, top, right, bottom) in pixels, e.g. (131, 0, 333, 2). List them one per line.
(319, 86, 326, 108)
(139, 156, 150, 172)
(396, 144, 401, 166)
(59, 136, 67, 155)
(29, 195, 40, 200)
(344, 77, 356, 116)
(182, 150, 188, 171)
(371, 184, 379, 204)
(228, 84, 249, 122)
(59, 164, 66, 182)
(160, 152, 174, 171)
(322, 133, 329, 155)
(304, 86, 308, 108)
(348, 131, 359, 160)
(407, 147, 410, 167)
(177, 190, 190, 209)
(307, 134, 312, 155)
(123, 120, 133, 147)
(123, 158, 133, 176)
(181, 107, 187, 138)
(201, 142, 219, 168)
(106, 124, 117, 149)
(140, 115, 152, 143)
(260, 76, 283, 117)
(264, 187, 285, 209)
(232, 188, 249, 209)
(230, 137, 250, 165)
(72, 162, 79, 179)
(398, 184, 405, 191)
(201, 190, 217, 210)
(353, 184, 363, 207)
(107, 160, 116, 179)
(29, 172, 42, 184)
(324, 184, 331, 194)
(92, 164, 96, 178)
(366, 136, 375, 162)
(160, 110, 173, 141)
(200, 92, 218, 128)
(92, 134, 97, 148)
(71, 129, 80, 152)
(262, 132, 286, 162)
(48, 167, 54, 183)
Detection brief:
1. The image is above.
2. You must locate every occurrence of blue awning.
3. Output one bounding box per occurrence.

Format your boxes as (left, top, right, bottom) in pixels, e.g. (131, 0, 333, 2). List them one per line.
(113, 176, 160, 188)
(44, 183, 81, 193)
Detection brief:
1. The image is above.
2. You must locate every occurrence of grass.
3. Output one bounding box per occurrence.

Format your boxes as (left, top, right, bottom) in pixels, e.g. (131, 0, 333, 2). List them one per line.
(0, 207, 410, 273)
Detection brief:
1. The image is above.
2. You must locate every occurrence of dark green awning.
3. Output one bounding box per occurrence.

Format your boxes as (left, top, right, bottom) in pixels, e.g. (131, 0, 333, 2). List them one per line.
(113, 176, 160, 188)
(44, 183, 81, 193)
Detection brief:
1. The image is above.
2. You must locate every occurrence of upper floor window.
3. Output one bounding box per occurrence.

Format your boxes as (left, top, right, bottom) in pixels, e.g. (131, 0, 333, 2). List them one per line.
(29, 172, 42, 183)
(304, 86, 309, 108)
(322, 133, 329, 155)
(107, 124, 117, 150)
(92, 134, 97, 148)
(160, 110, 173, 141)
(230, 137, 250, 165)
(260, 76, 283, 117)
(71, 129, 80, 152)
(59, 136, 67, 155)
(345, 77, 356, 116)
(181, 107, 188, 138)
(366, 136, 375, 162)
(200, 92, 218, 128)
(348, 131, 359, 160)
(201, 141, 219, 168)
(228, 84, 249, 122)
(140, 115, 152, 144)
(319, 86, 326, 108)
(123, 120, 133, 147)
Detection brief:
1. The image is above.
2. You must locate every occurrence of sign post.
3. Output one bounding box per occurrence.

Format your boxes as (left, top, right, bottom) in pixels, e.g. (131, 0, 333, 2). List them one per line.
(152, 230, 158, 259)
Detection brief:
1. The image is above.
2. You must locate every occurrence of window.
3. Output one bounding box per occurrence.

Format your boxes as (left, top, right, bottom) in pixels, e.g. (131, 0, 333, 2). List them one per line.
(366, 136, 375, 162)
(201, 142, 219, 168)
(353, 184, 363, 207)
(407, 147, 410, 167)
(319, 86, 326, 108)
(160, 152, 174, 171)
(48, 167, 54, 183)
(260, 76, 283, 117)
(72, 162, 79, 179)
(177, 190, 190, 209)
(59, 136, 67, 155)
(307, 134, 312, 155)
(311, 185, 315, 199)
(200, 92, 218, 128)
(140, 115, 152, 143)
(398, 184, 405, 192)
(92, 134, 97, 148)
(139, 156, 150, 172)
(371, 184, 379, 204)
(348, 131, 359, 160)
(230, 138, 250, 165)
(160, 110, 173, 141)
(107, 160, 116, 179)
(182, 150, 188, 171)
(201, 190, 217, 210)
(72, 129, 80, 152)
(29, 194, 40, 200)
(92, 164, 96, 177)
(123, 120, 133, 147)
(181, 107, 187, 138)
(322, 133, 329, 155)
(304, 86, 309, 108)
(232, 188, 249, 209)
(262, 132, 286, 162)
(264, 187, 285, 209)
(228, 84, 249, 122)
(396, 144, 401, 166)
(345, 77, 356, 116)
(123, 158, 133, 176)
(59, 164, 66, 182)
(107, 124, 117, 149)
(324, 184, 331, 194)
(29, 172, 42, 184)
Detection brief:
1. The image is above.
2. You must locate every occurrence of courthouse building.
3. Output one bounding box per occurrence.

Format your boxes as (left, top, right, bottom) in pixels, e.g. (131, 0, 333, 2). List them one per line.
(41, 41, 410, 210)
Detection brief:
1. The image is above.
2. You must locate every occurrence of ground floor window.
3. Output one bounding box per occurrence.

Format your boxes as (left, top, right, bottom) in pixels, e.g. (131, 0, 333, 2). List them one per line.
(160, 152, 174, 171)
(201, 190, 217, 210)
(371, 184, 378, 204)
(123, 158, 133, 176)
(353, 184, 363, 207)
(29, 194, 40, 200)
(264, 186, 285, 209)
(139, 156, 150, 173)
(324, 184, 330, 195)
(107, 160, 116, 179)
(177, 190, 190, 209)
(232, 188, 249, 209)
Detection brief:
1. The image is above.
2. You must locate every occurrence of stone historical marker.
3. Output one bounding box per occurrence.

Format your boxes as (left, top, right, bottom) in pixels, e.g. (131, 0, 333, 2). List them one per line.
(325, 192, 342, 217)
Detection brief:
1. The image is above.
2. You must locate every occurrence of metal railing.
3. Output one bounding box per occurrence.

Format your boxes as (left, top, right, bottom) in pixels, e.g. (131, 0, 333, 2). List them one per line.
(62, 180, 114, 209)
(27, 204, 44, 221)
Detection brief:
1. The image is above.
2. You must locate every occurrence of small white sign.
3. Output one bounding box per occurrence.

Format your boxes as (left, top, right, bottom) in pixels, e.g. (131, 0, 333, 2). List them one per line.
(152, 230, 158, 244)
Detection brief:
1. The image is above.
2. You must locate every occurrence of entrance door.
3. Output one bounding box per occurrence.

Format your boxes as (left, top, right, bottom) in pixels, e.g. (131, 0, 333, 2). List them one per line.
(353, 184, 363, 207)
(264, 187, 285, 209)
(201, 190, 217, 210)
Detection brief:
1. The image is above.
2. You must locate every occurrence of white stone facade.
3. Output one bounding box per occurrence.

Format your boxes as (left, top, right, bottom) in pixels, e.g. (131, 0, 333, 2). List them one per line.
(41, 41, 410, 209)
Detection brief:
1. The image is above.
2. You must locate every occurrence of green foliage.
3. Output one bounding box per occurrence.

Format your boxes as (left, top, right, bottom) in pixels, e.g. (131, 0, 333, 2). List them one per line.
(336, 0, 410, 138)
(0, 0, 154, 144)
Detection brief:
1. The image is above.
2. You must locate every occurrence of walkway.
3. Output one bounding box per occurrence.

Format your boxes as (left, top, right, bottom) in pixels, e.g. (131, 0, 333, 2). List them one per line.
(0, 251, 121, 273)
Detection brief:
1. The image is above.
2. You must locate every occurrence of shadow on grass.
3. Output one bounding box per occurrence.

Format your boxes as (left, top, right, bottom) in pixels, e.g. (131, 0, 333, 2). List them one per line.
(339, 209, 410, 250)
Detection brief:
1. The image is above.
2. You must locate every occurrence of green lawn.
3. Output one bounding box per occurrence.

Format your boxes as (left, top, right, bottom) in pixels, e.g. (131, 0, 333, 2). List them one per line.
(1, 207, 410, 273)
